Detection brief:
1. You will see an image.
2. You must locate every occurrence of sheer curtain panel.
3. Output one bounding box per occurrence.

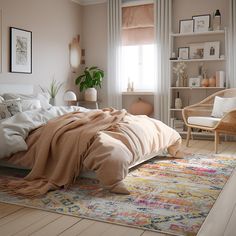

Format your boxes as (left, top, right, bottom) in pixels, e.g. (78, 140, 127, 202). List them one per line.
(107, 0, 122, 109)
(154, 0, 172, 124)
(229, 0, 236, 88)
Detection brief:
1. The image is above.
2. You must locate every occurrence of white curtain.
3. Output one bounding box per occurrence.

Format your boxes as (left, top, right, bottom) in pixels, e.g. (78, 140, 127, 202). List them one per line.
(154, 0, 172, 124)
(229, 0, 236, 88)
(107, 0, 122, 109)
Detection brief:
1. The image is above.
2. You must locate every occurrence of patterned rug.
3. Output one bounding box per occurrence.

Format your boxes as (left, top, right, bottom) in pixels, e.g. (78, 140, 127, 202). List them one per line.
(0, 154, 236, 236)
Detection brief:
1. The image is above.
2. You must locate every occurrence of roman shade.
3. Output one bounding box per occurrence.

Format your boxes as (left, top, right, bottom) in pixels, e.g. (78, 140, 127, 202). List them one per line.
(122, 4, 154, 45)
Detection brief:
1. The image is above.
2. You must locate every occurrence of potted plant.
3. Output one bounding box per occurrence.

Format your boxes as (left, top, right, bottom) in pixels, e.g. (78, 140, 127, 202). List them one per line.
(75, 66, 104, 101)
(40, 78, 63, 105)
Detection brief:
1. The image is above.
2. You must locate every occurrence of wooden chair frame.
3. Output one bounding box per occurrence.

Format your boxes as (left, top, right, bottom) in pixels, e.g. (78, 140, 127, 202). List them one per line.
(182, 88, 236, 153)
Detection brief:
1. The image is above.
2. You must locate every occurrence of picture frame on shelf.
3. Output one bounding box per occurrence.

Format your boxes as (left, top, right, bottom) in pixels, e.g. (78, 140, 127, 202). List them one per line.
(189, 77, 201, 87)
(10, 27, 32, 74)
(178, 47, 189, 60)
(192, 14, 211, 32)
(189, 43, 204, 59)
(179, 19, 194, 34)
(203, 41, 220, 59)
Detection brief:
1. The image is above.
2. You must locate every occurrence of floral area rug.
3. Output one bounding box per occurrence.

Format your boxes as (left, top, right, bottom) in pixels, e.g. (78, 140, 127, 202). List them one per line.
(0, 154, 236, 236)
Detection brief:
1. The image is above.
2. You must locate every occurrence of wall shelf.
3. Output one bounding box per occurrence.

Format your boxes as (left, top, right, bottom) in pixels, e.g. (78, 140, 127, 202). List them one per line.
(170, 30, 225, 37)
(170, 58, 225, 63)
(170, 108, 183, 111)
(170, 87, 225, 90)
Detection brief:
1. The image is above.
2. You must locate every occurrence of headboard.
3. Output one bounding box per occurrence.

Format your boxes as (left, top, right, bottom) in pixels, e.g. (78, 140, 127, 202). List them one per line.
(0, 84, 34, 94)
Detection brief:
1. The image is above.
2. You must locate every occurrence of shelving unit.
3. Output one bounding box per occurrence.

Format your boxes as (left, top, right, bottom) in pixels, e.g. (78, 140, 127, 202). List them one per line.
(169, 29, 227, 137)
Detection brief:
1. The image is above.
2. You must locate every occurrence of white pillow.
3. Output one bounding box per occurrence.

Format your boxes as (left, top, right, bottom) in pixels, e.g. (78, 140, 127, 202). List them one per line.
(36, 93, 52, 109)
(0, 96, 4, 103)
(3, 99, 22, 116)
(3, 92, 52, 109)
(21, 99, 42, 111)
(0, 104, 11, 120)
(211, 96, 236, 118)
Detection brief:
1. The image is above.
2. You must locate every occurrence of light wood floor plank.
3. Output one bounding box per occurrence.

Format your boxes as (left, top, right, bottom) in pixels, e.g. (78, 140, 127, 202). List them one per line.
(0, 208, 34, 228)
(59, 219, 95, 236)
(77, 221, 113, 236)
(223, 202, 236, 236)
(142, 231, 167, 236)
(15, 212, 62, 236)
(0, 204, 23, 219)
(0, 209, 49, 235)
(31, 215, 80, 236)
(101, 224, 143, 236)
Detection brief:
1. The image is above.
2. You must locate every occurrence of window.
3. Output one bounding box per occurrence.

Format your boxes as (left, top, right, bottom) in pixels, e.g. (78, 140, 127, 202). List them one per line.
(121, 3, 155, 91)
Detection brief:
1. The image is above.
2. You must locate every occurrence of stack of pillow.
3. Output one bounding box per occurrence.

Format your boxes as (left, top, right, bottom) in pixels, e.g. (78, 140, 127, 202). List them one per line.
(0, 93, 52, 120)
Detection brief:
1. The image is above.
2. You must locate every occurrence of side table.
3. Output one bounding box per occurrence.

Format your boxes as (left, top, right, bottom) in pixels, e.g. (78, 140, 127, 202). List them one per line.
(77, 100, 99, 109)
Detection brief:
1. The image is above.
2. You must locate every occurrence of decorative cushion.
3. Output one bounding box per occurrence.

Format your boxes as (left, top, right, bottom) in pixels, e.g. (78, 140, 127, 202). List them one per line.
(188, 116, 221, 128)
(3, 93, 52, 109)
(0, 104, 11, 120)
(3, 99, 22, 116)
(21, 99, 41, 111)
(211, 96, 236, 118)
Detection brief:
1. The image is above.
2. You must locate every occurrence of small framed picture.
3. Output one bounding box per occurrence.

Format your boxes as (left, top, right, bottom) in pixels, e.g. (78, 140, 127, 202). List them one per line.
(10, 27, 32, 74)
(189, 77, 201, 87)
(179, 19, 194, 34)
(192, 14, 211, 32)
(178, 47, 189, 60)
(189, 43, 205, 59)
(204, 41, 220, 59)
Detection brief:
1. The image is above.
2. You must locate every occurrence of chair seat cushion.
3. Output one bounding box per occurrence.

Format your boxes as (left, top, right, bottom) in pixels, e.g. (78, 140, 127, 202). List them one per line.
(188, 116, 221, 127)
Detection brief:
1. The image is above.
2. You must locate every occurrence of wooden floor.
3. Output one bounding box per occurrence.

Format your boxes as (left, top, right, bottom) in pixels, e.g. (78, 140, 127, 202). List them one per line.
(0, 139, 236, 236)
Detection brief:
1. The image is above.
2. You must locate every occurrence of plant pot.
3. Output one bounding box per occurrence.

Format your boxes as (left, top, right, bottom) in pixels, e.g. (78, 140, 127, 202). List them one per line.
(84, 88, 97, 102)
(49, 98, 55, 106)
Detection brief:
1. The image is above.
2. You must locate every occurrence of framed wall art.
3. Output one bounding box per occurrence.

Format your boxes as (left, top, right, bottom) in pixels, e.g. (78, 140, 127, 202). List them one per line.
(192, 14, 211, 32)
(189, 43, 204, 59)
(204, 41, 220, 59)
(179, 19, 194, 34)
(178, 47, 189, 60)
(10, 27, 32, 73)
(189, 77, 201, 87)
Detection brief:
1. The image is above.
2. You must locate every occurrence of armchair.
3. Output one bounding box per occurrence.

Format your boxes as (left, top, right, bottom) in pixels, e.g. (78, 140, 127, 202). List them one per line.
(182, 88, 236, 153)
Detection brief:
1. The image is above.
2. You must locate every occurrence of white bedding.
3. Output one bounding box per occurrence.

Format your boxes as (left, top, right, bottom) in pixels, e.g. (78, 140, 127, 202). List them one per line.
(0, 106, 90, 159)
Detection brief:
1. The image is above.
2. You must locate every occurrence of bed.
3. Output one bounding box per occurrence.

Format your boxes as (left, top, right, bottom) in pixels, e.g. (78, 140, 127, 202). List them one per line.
(0, 84, 182, 196)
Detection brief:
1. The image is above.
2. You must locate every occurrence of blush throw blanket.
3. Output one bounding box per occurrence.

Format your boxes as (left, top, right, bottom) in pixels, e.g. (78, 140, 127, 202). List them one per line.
(2, 108, 181, 196)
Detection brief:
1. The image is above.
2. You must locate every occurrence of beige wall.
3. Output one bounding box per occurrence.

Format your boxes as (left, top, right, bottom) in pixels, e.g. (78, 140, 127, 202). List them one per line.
(82, 3, 108, 107)
(0, 0, 82, 105)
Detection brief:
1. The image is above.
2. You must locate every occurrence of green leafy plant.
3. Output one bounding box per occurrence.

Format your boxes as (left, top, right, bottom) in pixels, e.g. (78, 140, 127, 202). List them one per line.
(75, 66, 104, 92)
(40, 79, 63, 98)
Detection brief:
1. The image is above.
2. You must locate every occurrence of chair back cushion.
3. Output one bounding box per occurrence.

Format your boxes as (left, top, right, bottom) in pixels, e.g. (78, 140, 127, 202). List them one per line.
(211, 96, 236, 118)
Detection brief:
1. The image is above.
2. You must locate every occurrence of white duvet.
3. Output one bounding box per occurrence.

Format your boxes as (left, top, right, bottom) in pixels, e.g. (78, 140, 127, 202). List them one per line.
(0, 106, 90, 159)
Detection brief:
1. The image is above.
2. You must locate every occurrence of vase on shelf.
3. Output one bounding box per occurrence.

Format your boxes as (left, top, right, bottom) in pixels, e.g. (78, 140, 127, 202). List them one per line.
(209, 76, 216, 87)
(201, 78, 209, 87)
(175, 92, 182, 109)
(176, 75, 184, 87)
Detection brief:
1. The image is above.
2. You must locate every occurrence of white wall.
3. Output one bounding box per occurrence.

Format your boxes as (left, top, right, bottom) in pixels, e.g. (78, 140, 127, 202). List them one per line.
(81, 3, 108, 107)
(0, 0, 82, 105)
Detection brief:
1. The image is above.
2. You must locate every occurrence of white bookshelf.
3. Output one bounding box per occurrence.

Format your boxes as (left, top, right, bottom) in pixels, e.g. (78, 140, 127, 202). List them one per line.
(169, 29, 227, 136)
